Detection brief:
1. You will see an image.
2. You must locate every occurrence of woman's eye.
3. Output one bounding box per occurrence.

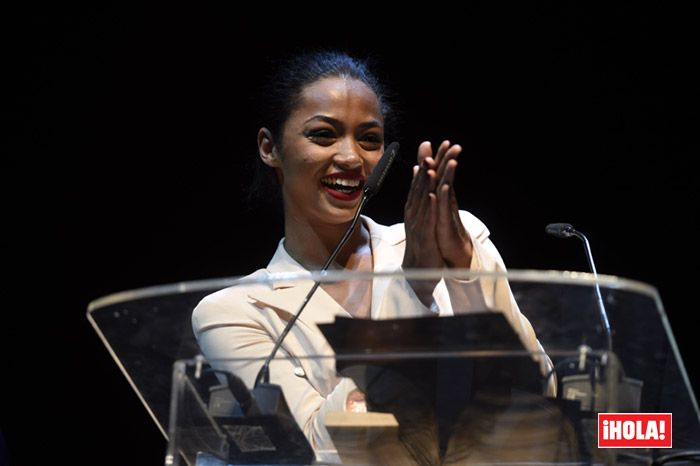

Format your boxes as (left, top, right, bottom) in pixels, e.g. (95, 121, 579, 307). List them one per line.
(307, 130, 335, 141)
(361, 134, 383, 147)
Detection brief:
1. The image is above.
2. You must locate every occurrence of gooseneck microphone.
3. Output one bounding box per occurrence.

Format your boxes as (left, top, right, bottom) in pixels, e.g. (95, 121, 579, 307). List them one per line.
(254, 142, 400, 388)
(545, 222, 575, 239)
(204, 145, 398, 465)
(545, 223, 612, 354)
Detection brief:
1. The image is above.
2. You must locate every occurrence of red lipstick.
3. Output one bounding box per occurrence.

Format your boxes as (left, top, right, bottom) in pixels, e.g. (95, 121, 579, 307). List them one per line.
(320, 172, 365, 201)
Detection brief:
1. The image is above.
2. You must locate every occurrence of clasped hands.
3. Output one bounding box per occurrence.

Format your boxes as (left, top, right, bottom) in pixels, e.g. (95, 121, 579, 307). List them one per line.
(402, 141, 473, 302)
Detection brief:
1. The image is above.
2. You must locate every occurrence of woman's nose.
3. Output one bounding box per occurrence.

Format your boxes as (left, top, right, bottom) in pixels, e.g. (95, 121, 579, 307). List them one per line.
(333, 139, 362, 168)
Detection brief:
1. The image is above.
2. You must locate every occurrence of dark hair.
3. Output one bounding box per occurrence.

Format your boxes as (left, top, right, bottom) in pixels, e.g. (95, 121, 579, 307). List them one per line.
(259, 50, 392, 145)
(246, 50, 395, 208)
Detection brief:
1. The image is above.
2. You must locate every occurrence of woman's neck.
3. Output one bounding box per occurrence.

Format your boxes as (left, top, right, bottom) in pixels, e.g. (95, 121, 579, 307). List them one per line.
(283, 214, 370, 271)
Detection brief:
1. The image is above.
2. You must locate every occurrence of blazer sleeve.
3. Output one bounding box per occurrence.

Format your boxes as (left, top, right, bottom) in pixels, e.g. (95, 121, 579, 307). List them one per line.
(192, 294, 357, 451)
(435, 211, 557, 396)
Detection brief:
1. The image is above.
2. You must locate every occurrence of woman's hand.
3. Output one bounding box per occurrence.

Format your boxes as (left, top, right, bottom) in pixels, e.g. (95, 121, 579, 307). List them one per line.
(402, 141, 445, 271)
(432, 140, 473, 268)
(402, 141, 445, 304)
(403, 141, 473, 271)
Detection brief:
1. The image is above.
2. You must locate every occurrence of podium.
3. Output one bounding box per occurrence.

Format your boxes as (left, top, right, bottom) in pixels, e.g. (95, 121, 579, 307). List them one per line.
(87, 269, 700, 465)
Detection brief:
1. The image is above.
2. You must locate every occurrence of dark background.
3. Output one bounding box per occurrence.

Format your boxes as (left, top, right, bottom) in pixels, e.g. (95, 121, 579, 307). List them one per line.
(3, 4, 698, 465)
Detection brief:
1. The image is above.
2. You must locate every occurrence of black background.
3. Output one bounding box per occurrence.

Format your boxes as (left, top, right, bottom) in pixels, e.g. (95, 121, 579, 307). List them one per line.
(3, 4, 698, 465)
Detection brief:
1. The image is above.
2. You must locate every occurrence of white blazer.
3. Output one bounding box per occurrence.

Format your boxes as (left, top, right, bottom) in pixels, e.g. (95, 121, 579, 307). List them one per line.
(192, 211, 554, 449)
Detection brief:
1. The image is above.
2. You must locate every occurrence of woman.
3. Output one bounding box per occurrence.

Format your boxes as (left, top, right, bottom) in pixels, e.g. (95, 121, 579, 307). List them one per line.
(192, 51, 554, 453)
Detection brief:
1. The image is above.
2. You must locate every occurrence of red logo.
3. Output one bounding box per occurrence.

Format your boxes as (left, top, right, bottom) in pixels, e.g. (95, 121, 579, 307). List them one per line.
(598, 413, 672, 448)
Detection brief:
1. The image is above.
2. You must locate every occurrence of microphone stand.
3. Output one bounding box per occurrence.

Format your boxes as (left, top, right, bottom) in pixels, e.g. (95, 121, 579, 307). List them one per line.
(546, 224, 621, 414)
(571, 228, 620, 421)
(254, 142, 399, 389)
(547, 223, 621, 465)
(254, 195, 369, 387)
(569, 229, 613, 356)
(546, 223, 612, 355)
(199, 142, 399, 465)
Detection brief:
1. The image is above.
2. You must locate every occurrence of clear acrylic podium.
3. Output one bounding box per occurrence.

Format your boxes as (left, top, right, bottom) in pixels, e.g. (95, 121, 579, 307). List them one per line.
(87, 270, 700, 465)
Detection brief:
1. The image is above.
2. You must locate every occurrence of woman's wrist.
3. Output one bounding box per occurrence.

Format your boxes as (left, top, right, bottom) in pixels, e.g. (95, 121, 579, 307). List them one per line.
(443, 241, 473, 269)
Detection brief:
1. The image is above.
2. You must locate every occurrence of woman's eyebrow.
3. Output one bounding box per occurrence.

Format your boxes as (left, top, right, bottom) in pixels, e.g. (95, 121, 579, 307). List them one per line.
(303, 115, 338, 125)
(303, 115, 382, 129)
(357, 120, 383, 130)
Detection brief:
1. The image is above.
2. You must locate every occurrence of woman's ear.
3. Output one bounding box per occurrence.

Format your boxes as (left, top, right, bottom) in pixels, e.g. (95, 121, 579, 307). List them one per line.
(257, 127, 281, 167)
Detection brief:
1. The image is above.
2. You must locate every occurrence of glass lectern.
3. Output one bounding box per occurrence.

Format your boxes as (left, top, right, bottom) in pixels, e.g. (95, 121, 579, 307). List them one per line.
(87, 270, 700, 465)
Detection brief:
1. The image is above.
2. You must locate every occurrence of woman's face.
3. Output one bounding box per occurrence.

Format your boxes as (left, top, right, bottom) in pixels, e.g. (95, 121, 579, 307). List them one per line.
(269, 76, 384, 226)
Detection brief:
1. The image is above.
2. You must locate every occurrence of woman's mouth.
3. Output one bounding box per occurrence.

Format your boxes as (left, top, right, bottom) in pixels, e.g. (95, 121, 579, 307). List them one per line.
(320, 174, 365, 201)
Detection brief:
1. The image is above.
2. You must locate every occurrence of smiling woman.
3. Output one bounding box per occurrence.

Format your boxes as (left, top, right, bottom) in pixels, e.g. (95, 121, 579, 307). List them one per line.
(258, 76, 384, 239)
(191, 51, 554, 455)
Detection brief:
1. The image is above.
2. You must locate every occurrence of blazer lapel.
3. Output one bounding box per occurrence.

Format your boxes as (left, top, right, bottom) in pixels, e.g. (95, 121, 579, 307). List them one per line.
(247, 217, 409, 324)
(246, 239, 351, 329)
(247, 283, 350, 327)
(363, 216, 407, 319)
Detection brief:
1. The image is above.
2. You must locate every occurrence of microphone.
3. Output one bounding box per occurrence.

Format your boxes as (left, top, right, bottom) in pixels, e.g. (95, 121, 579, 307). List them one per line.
(546, 224, 644, 416)
(202, 367, 315, 464)
(545, 223, 612, 355)
(254, 142, 400, 389)
(363, 141, 398, 199)
(195, 142, 397, 464)
(545, 222, 575, 239)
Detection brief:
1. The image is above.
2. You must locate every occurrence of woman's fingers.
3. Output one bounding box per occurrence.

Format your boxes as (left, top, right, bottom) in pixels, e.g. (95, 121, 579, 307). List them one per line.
(436, 144, 462, 188)
(437, 161, 455, 231)
(403, 190, 443, 272)
(413, 168, 437, 228)
(409, 139, 473, 269)
(428, 191, 438, 233)
(437, 159, 459, 229)
(437, 158, 473, 268)
(417, 140, 461, 194)
(438, 183, 450, 234)
(432, 140, 449, 168)
(417, 141, 433, 166)
(407, 140, 441, 219)
(407, 142, 434, 208)
(404, 141, 443, 271)
(405, 139, 472, 271)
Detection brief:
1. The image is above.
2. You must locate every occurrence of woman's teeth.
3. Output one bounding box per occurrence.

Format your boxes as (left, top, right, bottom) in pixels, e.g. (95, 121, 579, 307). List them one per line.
(321, 178, 362, 193)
